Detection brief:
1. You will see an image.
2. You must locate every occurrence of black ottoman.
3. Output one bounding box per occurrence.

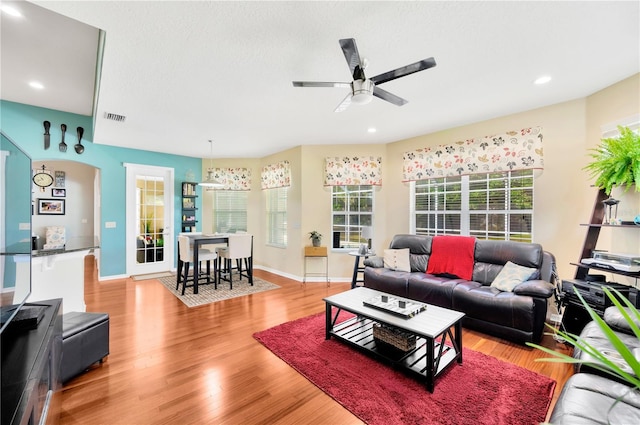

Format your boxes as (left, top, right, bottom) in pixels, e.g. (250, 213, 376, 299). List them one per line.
(61, 312, 110, 383)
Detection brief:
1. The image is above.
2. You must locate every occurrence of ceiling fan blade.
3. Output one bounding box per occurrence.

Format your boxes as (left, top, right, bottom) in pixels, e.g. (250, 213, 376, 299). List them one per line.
(370, 57, 437, 85)
(293, 81, 351, 88)
(373, 86, 408, 106)
(339, 38, 362, 77)
(334, 92, 353, 113)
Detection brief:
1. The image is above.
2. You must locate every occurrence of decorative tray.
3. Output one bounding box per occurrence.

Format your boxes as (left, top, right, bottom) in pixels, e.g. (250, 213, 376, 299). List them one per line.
(363, 295, 427, 319)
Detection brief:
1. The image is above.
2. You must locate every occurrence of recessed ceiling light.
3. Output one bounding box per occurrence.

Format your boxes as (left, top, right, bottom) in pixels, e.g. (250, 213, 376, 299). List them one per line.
(367, 127, 377, 133)
(534, 75, 552, 85)
(29, 81, 44, 90)
(1, 5, 22, 17)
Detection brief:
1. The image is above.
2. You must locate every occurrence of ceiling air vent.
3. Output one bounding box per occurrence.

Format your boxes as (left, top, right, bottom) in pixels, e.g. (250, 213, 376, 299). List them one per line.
(104, 112, 126, 122)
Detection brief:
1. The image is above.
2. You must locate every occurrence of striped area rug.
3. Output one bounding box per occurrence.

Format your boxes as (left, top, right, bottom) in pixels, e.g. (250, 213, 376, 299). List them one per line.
(156, 274, 280, 307)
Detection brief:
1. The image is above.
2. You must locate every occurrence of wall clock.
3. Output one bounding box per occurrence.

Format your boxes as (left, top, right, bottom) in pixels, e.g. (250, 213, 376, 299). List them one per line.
(33, 165, 54, 191)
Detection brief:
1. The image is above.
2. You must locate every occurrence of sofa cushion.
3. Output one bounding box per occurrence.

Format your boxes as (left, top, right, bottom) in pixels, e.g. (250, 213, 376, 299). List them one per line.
(383, 248, 411, 272)
(426, 235, 475, 280)
(490, 261, 538, 292)
(572, 320, 640, 377)
(407, 274, 465, 309)
(549, 373, 640, 424)
(452, 283, 535, 333)
(472, 240, 543, 285)
(363, 267, 409, 298)
(388, 234, 433, 272)
(604, 306, 640, 335)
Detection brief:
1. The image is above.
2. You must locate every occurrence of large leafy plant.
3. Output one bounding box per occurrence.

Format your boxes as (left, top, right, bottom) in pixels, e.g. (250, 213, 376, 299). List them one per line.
(583, 126, 640, 195)
(527, 287, 640, 390)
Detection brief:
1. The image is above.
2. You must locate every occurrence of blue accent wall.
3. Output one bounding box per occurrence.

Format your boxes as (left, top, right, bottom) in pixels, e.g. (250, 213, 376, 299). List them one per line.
(1, 100, 203, 278)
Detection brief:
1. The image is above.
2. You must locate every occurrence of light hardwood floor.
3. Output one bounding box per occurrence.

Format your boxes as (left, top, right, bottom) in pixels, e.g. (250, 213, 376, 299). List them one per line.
(54, 256, 573, 424)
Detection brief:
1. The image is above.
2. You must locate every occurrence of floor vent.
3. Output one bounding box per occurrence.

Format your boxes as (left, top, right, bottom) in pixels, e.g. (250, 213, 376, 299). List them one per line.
(104, 112, 126, 122)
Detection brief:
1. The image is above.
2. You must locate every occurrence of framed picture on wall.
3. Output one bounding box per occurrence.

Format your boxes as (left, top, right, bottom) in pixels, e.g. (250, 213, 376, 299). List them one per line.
(55, 170, 65, 187)
(51, 188, 66, 197)
(37, 198, 65, 215)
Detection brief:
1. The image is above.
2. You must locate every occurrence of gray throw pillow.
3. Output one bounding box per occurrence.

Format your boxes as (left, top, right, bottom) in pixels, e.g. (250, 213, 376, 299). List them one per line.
(490, 261, 538, 292)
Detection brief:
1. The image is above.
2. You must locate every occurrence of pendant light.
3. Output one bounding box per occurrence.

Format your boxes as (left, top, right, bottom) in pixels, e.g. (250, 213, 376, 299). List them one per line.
(198, 140, 224, 188)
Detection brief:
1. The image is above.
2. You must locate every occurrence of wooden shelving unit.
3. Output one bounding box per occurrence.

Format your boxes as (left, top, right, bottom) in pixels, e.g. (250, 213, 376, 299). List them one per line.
(561, 188, 640, 334)
(181, 182, 198, 232)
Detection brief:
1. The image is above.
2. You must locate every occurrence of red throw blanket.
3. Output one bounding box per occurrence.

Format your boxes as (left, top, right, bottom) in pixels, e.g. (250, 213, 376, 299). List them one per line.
(426, 235, 476, 280)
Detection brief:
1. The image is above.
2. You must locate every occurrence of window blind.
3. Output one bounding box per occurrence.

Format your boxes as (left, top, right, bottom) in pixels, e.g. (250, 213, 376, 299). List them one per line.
(213, 191, 248, 233)
(266, 187, 287, 246)
(412, 169, 534, 242)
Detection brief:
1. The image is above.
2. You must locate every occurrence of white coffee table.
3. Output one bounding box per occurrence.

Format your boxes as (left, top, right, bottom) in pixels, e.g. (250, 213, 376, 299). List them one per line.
(323, 287, 465, 392)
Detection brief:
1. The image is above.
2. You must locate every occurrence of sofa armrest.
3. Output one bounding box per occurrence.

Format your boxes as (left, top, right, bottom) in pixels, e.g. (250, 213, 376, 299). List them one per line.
(512, 279, 554, 298)
(604, 306, 640, 336)
(363, 256, 384, 268)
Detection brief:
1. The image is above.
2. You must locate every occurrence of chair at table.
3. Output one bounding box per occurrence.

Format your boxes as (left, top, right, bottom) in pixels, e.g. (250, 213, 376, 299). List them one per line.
(176, 232, 200, 287)
(216, 233, 253, 289)
(176, 235, 218, 295)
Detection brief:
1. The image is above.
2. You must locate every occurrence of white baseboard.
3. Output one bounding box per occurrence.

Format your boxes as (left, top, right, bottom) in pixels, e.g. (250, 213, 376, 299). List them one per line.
(253, 265, 350, 283)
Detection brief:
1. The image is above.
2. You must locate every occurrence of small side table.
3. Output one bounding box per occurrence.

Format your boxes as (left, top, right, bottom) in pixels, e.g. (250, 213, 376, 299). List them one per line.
(348, 251, 373, 289)
(303, 246, 329, 286)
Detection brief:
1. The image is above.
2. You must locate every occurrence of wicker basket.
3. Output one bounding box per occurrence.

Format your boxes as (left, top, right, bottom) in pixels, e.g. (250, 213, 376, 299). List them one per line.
(372, 323, 416, 352)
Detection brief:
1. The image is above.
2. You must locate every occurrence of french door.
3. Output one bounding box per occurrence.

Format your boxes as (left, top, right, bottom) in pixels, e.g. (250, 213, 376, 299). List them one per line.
(125, 164, 174, 276)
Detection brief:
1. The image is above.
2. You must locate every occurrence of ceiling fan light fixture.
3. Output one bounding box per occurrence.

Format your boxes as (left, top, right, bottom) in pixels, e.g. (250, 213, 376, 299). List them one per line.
(351, 79, 374, 105)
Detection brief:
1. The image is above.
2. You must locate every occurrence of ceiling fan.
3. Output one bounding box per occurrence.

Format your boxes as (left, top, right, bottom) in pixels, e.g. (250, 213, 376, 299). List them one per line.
(293, 38, 436, 112)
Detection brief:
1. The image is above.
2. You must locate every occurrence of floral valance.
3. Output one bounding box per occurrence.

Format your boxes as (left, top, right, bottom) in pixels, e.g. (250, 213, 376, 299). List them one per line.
(261, 160, 291, 189)
(324, 156, 382, 186)
(207, 167, 251, 191)
(402, 127, 544, 181)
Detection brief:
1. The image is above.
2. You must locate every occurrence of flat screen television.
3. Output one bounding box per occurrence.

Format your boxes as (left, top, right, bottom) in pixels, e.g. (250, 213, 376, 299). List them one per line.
(0, 132, 32, 333)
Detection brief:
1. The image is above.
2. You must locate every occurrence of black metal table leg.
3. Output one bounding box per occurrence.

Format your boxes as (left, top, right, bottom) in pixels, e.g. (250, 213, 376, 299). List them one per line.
(426, 337, 435, 393)
(455, 320, 463, 364)
(325, 303, 332, 340)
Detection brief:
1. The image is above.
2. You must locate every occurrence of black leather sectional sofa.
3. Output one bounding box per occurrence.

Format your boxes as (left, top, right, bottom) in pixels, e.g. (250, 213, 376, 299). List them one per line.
(549, 306, 640, 423)
(363, 234, 556, 343)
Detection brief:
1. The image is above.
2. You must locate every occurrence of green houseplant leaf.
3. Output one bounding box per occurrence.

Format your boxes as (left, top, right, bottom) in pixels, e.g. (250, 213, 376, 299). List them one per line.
(583, 126, 640, 195)
(308, 230, 322, 240)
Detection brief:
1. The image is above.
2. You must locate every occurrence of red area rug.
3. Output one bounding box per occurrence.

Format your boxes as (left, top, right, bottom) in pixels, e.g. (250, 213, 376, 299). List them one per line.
(253, 312, 555, 425)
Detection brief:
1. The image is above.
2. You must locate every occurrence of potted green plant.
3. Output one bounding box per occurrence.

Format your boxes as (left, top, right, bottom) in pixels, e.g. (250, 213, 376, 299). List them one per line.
(308, 231, 322, 247)
(584, 125, 640, 195)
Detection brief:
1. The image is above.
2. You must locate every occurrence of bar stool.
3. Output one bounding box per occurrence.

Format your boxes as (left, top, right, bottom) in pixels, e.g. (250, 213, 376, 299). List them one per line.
(176, 235, 218, 294)
(216, 233, 253, 289)
(176, 232, 203, 287)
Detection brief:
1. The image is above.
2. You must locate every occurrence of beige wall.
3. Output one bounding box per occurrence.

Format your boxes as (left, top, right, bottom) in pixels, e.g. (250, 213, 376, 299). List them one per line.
(385, 98, 588, 281)
(203, 73, 640, 283)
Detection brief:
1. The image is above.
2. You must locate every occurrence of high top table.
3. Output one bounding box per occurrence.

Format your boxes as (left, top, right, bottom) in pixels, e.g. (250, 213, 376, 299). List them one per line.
(324, 287, 465, 392)
(179, 234, 229, 294)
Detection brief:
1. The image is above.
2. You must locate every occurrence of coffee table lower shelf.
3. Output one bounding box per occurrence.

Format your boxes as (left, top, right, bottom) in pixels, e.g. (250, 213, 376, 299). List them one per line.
(328, 315, 460, 392)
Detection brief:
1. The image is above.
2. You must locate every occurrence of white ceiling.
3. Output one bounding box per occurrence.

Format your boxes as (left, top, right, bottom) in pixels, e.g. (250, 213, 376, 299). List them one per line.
(2, 1, 639, 159)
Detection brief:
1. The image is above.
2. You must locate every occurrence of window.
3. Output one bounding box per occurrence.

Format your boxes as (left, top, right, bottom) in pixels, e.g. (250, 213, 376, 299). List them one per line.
(266, 187, 287, 247)
(332, 185, 373, 249)
(413, 176, 462, 235)
(412, 170, 534, 242)
(212, 191, 247, 233)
